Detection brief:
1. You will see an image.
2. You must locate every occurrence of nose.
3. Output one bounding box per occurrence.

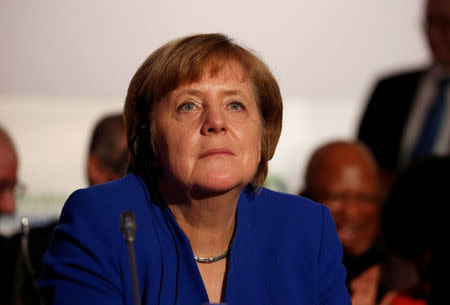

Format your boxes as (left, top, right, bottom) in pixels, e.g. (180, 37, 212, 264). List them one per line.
(200, 107, 227, 135)
(342, 198, 362, 221)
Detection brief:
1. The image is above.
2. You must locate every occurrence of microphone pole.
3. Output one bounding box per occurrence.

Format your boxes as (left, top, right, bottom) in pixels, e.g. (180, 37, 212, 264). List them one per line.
(20, 217, 46, 305)
(120, 211, 141, 305)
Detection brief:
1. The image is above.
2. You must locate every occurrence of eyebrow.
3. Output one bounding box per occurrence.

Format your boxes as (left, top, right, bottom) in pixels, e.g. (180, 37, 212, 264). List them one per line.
(177, 88, 249, 99)
(180, 89, 202, 96)
(221, 89, 246, 97)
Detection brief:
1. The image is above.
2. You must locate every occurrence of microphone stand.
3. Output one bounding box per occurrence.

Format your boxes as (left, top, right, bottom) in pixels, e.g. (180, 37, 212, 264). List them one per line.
(20, 217, 46, 305)
(120, 211, 141, 305)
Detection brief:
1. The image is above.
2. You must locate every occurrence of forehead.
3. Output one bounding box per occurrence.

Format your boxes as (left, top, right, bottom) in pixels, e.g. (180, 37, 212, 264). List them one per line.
(331, 163, 376, 187)
(189, 59, 249, 85)
(311, 153, 378, 191)
(161, 60, 254, 102)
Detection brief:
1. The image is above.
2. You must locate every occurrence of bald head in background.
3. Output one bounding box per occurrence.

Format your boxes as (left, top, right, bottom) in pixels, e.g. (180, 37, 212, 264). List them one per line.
(301, 141, 381, 257)
(0, 126, 18, 217)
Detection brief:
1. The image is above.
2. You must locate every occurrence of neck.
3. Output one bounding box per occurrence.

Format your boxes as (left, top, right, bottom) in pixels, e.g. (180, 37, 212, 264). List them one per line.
(159, 182, 242, 257)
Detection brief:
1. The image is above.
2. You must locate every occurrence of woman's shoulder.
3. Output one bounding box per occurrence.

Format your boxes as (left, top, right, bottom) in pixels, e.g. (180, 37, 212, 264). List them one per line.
(245, 187, 329, 235)
(40, 174, 158, 302)
(250, 187, 324, 215)
(63, 174, 148, 213)
(51, 173, 158, 263)
(240, 187, 347, 301)
(58, 174, 153, 232)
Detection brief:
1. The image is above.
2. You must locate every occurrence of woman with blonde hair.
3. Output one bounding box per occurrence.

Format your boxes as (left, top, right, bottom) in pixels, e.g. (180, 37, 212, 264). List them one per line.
(40, 33, 350, 305)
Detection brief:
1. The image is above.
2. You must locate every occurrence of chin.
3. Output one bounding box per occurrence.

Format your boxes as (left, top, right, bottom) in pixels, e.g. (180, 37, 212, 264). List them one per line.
(343, 244, 370, 257)
(191, 175, 247, 196)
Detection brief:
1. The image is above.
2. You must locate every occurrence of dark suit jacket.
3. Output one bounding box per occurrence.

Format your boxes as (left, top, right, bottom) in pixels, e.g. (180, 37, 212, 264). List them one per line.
(0, 234, 17, 305)
(357, 69, 427, 170)
(0, 221, 57, 305)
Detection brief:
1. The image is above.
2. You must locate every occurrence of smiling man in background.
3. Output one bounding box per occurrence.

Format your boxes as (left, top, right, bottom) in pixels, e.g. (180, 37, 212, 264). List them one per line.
(301, 140, 417, 305)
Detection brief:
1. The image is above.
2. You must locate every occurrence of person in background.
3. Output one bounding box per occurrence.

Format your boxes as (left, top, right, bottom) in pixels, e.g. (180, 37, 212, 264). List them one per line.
(4, 114, 129, 305)
(357, 0, 450, 196)
(86, 113, 128, 186)
(381, 156, 450, 305)
(0, 125, 20, 305)
(0, 125, 18, 218)
(301, 140, 417, 305)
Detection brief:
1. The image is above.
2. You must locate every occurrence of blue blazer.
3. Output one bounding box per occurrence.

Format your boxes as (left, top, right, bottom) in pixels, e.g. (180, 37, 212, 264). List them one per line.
(40, 174, 350, 305)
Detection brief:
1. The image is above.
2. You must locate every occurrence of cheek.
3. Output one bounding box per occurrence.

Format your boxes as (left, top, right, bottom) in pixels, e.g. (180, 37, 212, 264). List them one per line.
(255, 134, 262, 163)
(153, 126, 181, 168)
(159, 133, 187, 163)
(152, 124, 166, 156)
(249, 133, 262, 169)
(324, 200, 341, 212)
(361, 204, 379, 219)
(253, 124, 263, 160)
(167, 131, 202, 175)
(235, 120, 260, 154)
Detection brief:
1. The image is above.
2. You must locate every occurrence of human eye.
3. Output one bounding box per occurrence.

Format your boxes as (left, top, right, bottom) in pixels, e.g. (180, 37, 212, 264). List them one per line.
(228, 100, 245, 111)
(177, 101, 197, 112)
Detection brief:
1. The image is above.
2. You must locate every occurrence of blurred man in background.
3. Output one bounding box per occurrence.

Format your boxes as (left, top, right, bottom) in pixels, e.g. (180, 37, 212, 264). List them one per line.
(301, 140, 416, 305)
(0, 126, 18, 218)
(0, 125, 20, 305)
(358, 0, 450, 196)
(86, 113, 128, 186)
(0, 113, 128, 305)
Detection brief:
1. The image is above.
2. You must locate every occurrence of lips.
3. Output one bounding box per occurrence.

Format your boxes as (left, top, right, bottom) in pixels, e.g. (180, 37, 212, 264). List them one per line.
(337, 226, 360, 245)
(199, 148, 234, 158)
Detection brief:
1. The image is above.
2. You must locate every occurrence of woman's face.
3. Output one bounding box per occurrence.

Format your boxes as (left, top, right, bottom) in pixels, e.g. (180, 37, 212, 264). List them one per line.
(152, 61, 262, 196)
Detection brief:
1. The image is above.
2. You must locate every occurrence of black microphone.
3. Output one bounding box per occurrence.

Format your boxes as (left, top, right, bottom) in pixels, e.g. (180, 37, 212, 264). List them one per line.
(120, 211, 141, 305)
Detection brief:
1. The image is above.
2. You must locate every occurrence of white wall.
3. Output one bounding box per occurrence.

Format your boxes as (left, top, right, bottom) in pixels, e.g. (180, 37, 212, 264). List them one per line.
(1, 0, 428, 99)
(0, 0, 430, 230)
(0, 97, 124, 233)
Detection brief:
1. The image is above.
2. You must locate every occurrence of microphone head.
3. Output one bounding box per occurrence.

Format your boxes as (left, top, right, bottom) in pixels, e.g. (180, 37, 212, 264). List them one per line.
(21, 216, 30, 236)
(120, 211, 137, 243)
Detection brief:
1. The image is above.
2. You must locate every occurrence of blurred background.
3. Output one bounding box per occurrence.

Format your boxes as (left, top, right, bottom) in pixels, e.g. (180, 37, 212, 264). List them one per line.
(0, 0, 428, 233)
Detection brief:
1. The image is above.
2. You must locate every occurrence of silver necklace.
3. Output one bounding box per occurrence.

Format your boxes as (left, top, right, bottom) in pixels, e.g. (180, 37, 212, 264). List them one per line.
(194, 248, 230, 263)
